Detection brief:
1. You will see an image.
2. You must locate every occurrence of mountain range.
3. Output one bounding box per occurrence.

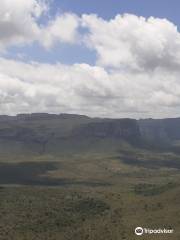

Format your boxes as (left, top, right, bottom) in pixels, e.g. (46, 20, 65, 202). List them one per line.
(0, 113, 180, 158)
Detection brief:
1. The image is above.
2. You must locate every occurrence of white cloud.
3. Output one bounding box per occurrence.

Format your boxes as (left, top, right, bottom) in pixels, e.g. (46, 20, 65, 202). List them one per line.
(0, 0, 45, 50)
(41, 13, 80, 49)
(0, 58, 180, 118)
(82, 14, 180, 71)
(0, 0, 80, 51)
(0, 6, 180, 118)
(0, 58, 113, 116)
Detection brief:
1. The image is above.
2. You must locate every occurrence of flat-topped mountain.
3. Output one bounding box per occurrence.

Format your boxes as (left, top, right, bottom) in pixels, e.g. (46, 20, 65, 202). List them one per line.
(73, 119, 140, 141)
(139, 118, 180, 142)
(0, 113, 180, 157)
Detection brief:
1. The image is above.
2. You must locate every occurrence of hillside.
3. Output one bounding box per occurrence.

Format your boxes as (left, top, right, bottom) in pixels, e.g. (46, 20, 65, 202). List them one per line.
(0, 113, 180, 157)
(0, 114, 180, 239)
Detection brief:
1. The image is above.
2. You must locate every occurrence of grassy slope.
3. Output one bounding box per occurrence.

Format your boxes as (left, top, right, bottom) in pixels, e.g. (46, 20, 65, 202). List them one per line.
(0, 116, 180, 239)
(0, 144, 180, 239)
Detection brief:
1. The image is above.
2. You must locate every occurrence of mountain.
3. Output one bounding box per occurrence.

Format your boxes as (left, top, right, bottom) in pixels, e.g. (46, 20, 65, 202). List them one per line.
(139, 118, 180, 150)
(1, 114, 180, 240)
(0, 113, 180, 158)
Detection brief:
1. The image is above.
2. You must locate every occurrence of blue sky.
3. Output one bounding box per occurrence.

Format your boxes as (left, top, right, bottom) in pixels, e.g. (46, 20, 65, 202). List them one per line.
(1, 0, 180, 118)
(3, 0, 180, 65)
(54, 0, 180, 23)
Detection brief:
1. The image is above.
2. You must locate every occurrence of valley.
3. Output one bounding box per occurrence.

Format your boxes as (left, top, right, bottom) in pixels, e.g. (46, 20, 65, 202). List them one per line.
(0, 114, 180, 239)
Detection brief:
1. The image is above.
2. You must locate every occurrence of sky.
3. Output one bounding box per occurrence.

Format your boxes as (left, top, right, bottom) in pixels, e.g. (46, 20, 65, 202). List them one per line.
(0, 0, 180, 118)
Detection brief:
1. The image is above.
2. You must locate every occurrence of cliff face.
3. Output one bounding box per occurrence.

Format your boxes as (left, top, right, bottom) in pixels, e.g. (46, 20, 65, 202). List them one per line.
(0, 113, 180, 156)
(73, 119, 141, 140)
(138, 118, 180, 144)
(0, 114, 141, 141)
(0, 114, 142, 156)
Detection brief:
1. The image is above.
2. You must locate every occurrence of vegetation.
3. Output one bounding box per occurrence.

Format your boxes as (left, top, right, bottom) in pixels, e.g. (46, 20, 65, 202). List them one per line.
(0, 114, 180, 239)
(134, 182, 177, 196)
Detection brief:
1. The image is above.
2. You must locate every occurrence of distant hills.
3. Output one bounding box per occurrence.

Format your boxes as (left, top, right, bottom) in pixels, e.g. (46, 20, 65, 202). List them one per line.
(0, 113, 180, 158)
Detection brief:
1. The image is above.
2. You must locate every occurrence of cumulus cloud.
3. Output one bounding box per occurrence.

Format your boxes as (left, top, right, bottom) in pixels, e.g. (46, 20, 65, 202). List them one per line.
(41, 13, 80, 49)
(0, 58, 180, 118)
(0, 0, 80, 51)
(0, 58, 113, 116)
(0, 4, 180, 118)
(82, 14, 180, 71)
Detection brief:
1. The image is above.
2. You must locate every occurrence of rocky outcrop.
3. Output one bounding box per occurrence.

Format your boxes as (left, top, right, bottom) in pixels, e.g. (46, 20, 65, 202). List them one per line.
(138, 118, 180, 143)
(73, 119, 141, 140)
